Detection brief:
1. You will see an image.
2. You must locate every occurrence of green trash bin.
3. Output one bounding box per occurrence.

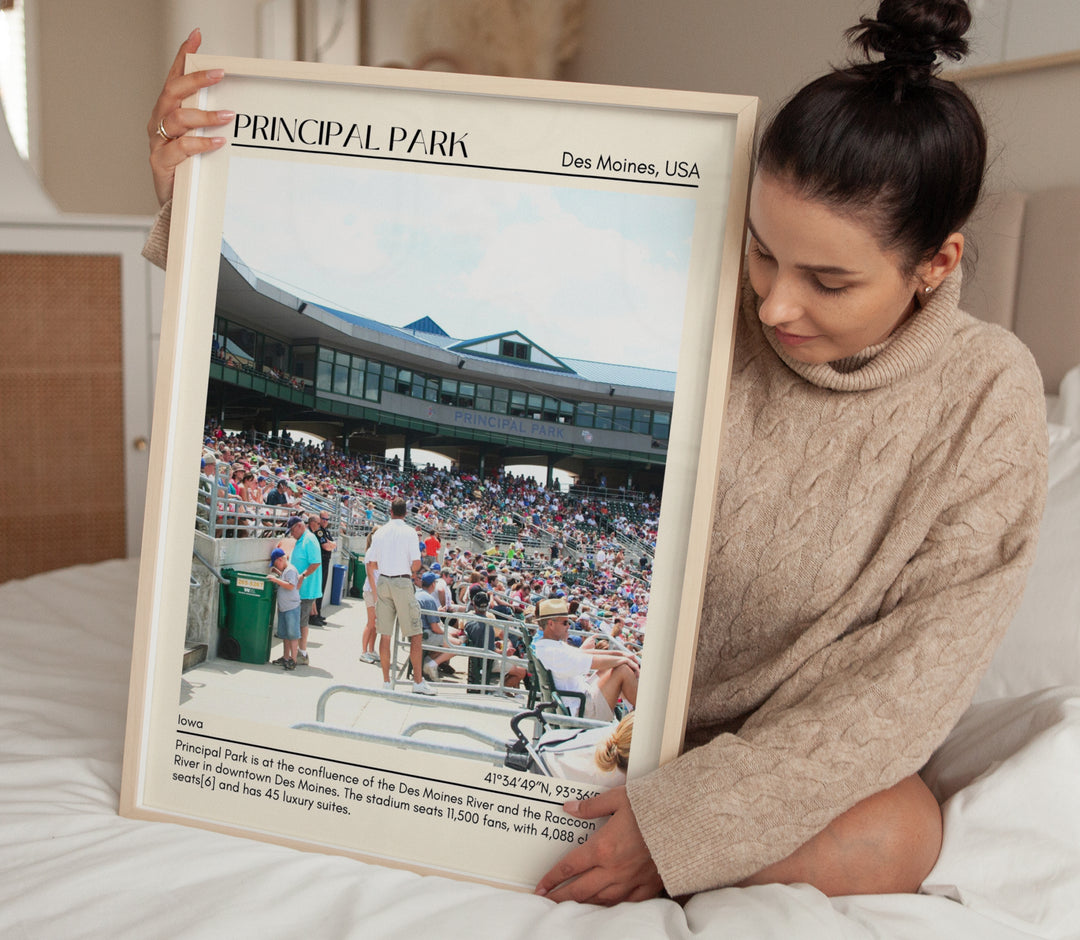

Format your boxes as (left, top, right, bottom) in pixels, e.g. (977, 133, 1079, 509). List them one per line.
(218, 569, 275, 663)
(348, 551, 366, 598)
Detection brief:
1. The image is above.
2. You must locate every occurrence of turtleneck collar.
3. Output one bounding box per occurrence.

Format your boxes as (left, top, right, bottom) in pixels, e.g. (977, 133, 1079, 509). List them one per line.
(751, 267, 964, 391)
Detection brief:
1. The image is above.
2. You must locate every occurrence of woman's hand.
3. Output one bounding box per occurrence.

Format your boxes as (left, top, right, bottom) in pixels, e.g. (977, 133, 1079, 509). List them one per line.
(534, 786, 663, 905)
(147, 28, 233, 206)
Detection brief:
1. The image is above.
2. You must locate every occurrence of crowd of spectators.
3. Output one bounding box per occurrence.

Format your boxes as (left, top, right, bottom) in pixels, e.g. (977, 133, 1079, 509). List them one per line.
(422, 544, 650, 655)
(197, 422, 659, 652)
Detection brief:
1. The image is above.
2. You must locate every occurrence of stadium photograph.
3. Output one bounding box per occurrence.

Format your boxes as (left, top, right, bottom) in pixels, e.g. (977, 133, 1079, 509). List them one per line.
(180, 152, 694, 783)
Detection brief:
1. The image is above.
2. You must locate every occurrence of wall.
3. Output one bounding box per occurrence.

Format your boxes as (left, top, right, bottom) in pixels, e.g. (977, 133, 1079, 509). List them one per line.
(565, 0, 1080, 196)
(564, 0, 855, 114)
(25, 1, 1080, 215)
(961, 60, 1080, 193)
(31, 0, 273, 217)
(161, 0, 264, 62)
(35, 0, 164, 216)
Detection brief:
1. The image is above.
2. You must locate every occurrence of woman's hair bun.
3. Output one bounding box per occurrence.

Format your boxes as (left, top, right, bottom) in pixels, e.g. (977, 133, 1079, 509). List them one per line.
(847, 0, 972, 77)
(757, 0, 987, 270)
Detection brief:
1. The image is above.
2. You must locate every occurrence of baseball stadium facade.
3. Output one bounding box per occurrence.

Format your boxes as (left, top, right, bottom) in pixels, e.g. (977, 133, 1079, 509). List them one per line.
(208, 241, 674, 491)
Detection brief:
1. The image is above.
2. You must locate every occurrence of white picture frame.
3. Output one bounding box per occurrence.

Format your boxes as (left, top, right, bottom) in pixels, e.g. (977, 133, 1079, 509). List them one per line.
(121, 54, 756, 890)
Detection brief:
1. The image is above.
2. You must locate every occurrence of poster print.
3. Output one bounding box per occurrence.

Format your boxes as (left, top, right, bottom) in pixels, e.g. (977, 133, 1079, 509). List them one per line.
(121, 55, 756, 890)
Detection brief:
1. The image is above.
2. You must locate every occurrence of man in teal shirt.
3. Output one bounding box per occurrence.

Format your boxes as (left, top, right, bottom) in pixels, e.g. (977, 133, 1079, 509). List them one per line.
(286, 515, 322, 666)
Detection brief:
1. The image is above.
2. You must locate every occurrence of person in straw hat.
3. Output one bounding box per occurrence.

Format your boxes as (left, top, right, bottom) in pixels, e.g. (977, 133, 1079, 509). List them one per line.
(533, 598, 639, 721)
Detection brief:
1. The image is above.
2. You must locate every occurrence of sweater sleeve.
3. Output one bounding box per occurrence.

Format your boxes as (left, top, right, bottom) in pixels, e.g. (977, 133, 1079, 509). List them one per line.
(141, 199, 172, 270)
(626, 369, 1048, 896)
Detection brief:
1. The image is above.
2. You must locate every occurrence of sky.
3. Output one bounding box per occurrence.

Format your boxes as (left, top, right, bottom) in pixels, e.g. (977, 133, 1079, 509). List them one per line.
(222, 154, 696, 372)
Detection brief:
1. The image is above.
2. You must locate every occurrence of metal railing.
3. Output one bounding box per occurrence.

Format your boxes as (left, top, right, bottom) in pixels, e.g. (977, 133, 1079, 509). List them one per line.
(566, 483, 654, 504)
(194, 478, 367, 541)
(390, 607, 530, 696)
(195, 486, 340, 539)
(290, 686, 606, 767)
(399, 605, 639, 686)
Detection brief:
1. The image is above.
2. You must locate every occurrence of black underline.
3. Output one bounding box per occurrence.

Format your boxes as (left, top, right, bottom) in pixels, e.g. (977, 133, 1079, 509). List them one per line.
(177, 728, 580, 806)
(230, 142, 700, 189)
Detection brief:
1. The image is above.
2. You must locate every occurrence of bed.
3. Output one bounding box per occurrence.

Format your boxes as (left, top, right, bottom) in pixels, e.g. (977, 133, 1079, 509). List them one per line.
(4, 197, 1080, 936)
(1, 366, 1077, 939)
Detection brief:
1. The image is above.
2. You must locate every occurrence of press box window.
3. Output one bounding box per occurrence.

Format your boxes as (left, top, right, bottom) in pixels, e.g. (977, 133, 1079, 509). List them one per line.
(349, 357, 366, 397)
(316, 347, 333, 390)
(365, 360, 381, 401)
(500, 339, 529, 362)
(333, 350, 350, 395)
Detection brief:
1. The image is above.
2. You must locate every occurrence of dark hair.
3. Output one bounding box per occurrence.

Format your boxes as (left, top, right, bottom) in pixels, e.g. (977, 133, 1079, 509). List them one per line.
(390, 497, 408, 517)
(757, 0, 985, 273)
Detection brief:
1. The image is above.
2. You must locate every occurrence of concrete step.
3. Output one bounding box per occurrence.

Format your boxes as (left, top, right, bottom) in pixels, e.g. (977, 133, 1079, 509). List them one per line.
(182, 644, 208, 672)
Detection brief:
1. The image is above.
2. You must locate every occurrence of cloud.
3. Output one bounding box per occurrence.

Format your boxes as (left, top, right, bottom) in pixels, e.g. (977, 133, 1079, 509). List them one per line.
(455, 192, 690, 369)
(222, 156, 694, 369)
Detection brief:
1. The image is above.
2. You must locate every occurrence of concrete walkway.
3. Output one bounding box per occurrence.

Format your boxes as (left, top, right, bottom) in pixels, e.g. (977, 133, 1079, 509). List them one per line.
(179, 590, 528, 761)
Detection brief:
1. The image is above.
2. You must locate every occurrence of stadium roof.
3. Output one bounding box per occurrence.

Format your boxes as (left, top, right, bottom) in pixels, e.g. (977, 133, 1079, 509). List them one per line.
(218, 241, 676, 394)
(402, 316, 450, 337)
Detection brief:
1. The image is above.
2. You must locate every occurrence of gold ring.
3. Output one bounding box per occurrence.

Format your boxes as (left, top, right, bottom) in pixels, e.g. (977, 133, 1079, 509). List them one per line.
(157, 117, 180, 142)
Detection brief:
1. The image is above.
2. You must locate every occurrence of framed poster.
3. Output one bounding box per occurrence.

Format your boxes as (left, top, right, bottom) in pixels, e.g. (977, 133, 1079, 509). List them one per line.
(121, 54, 756, 891)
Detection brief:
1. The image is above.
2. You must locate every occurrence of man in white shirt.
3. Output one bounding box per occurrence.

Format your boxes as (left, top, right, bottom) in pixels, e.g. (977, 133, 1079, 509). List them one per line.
(533, 598, 639, 720)
(366, 497, 434, 695)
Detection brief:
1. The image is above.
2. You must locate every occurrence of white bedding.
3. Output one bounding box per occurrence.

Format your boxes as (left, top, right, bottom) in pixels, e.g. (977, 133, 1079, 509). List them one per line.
(4, 368, 1080, 939)
(0, 559, 1077, 939)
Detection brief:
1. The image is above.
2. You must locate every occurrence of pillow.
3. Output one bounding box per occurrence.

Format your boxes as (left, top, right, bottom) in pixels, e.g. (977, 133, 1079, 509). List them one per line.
(1046, 360, 1080, 431)
(921, 687, 1080, 937)
(973, 364, 1080, 702)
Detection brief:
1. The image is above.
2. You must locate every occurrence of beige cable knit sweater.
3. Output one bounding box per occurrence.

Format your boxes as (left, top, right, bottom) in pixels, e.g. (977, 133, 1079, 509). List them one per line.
(142, 200, 171, 270)
(145, 204, 1046, 896)
(626, 268, 1047, 896)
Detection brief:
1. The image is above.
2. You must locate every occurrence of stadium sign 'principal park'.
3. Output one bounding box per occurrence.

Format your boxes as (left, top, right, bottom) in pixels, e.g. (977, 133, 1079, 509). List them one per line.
(121, 54, 756, 890)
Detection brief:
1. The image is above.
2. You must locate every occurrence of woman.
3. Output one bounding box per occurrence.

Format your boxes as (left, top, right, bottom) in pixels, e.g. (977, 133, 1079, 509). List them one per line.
(243, 471, 263, 504)
(145, 1, 1046, 905)
(534, 0, 1043, 903)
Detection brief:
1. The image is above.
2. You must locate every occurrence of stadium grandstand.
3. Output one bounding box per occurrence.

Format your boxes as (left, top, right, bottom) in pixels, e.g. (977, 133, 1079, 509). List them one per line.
(209, 241, 673, 495)
(184, 242, 664, 682)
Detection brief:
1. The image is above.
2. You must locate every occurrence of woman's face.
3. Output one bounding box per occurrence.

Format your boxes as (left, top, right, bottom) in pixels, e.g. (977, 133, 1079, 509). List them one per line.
(747, 172, 922, 364)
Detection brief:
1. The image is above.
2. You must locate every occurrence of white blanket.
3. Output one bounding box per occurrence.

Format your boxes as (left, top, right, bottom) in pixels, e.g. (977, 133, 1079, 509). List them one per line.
(2, 560, 1078, 939)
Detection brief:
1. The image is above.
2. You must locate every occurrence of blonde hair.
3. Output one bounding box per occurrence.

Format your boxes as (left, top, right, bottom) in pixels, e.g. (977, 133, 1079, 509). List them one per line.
(594, 711, 634, 774)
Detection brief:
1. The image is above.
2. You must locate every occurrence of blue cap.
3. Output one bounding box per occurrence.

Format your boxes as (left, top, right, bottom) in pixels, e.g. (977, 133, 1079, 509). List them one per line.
(270, 548, 286, 562)
(421, 572, 437, 586)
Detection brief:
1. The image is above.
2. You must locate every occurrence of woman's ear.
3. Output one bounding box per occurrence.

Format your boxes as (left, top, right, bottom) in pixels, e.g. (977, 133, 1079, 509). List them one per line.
(920, 232, 964, 291)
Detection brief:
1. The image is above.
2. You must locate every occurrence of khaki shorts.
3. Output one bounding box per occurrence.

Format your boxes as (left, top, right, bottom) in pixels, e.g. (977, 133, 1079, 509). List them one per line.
(583, 679, 614, 722)
(375, 576, 422, 638)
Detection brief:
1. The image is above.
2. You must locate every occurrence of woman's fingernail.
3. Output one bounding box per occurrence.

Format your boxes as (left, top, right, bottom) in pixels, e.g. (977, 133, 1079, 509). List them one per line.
(218, 111, 235, 121)
(564, 800, 580, 814)
(208, 69, 225, 80)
